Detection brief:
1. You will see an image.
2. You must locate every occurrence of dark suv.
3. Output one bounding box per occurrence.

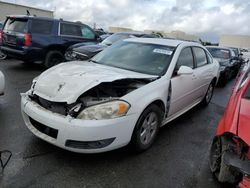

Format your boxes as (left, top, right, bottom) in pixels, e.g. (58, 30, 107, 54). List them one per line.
(0, 15, 100, 67)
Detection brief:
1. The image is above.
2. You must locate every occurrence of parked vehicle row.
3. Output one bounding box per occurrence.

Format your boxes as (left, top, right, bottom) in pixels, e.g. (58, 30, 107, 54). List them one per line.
(0, 15, 101, 67)
(21, 38, 219, 153)
(206, 46, 242, 86)
(1, 14, 249, 187)
(209, 62, 250, 187)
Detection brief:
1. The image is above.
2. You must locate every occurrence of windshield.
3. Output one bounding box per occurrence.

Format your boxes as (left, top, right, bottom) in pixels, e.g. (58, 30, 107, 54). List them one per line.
(92, 41, 175, 76)
(207, 48, 230, 59)
(4, 18, 28, 33)
(231, 48, 239, 56)
(101, 33, 131, 46)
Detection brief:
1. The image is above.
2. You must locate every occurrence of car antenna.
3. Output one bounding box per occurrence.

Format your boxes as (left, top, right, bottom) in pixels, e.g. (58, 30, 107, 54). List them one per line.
(26, 10, 30, 16)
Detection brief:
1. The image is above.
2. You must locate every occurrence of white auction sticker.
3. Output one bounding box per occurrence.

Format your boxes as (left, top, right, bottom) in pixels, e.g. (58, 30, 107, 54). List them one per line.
(153, 49, 173, 55)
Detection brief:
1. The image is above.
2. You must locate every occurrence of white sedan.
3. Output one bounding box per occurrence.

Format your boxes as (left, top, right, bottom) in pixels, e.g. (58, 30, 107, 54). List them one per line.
(0, 70, 4, 96)
(21, 38, 219, 153)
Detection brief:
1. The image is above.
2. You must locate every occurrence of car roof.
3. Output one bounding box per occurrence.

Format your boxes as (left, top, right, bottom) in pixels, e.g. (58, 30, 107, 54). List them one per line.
(206, 46, 232, 50)
(114, 31, 146, 35)
(6, 15, 86, 25)
(124, 37, 199, 47)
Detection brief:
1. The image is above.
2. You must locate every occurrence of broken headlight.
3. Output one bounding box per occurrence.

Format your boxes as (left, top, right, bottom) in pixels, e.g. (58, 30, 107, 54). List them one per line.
(77, 100, 130, 120)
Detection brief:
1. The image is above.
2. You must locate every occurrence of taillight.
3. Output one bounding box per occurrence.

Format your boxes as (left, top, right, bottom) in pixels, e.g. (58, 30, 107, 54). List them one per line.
(24, 33, 31, 46)
(0, 30, 3, 42)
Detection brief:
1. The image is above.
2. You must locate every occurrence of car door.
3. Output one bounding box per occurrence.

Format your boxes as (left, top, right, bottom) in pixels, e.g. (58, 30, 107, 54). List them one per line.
(192, 47, 213, 99)
(168, 47, 197, 116)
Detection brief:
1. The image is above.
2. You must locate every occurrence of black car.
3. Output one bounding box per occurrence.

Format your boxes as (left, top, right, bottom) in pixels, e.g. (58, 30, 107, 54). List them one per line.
(65, 32, 157, 61)
(207, 46, 241, 86)
(229, 47, 245, 65)
(0, 15, 100, 67)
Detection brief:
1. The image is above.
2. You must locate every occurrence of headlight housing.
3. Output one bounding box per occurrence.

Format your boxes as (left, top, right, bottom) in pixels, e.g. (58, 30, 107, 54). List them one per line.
(77, 100, 130, 120)
(219, 66, 226, 72)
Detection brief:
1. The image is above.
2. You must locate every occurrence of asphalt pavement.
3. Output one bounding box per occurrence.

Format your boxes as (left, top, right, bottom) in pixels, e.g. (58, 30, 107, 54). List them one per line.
(0, 59, 236, 188)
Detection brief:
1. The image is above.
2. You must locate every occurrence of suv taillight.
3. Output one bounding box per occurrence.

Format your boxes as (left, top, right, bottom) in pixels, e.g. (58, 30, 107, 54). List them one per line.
(24, 33, 32, 46)
(0, 30, 3, 42)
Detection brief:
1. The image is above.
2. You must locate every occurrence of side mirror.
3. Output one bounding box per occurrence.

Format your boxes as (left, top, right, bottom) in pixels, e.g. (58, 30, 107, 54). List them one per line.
(177, 66, 193, 75)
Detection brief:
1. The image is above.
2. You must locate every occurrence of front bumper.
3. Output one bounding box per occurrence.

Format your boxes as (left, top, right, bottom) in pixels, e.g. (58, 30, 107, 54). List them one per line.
(1, 46, 43, 62)
(21, 94, 138, 153)
(223, 150, 250, 176)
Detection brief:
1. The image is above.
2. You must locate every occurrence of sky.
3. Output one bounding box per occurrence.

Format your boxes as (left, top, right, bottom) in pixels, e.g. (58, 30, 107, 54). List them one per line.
(2, 0, 250, 42)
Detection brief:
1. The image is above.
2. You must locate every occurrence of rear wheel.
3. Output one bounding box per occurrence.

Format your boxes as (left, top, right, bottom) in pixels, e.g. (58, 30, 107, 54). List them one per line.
(44, 50, 64, 68)
(131, 104, 163, 152)
(201, 81, 215, 106)
(209, 137, 241, 184)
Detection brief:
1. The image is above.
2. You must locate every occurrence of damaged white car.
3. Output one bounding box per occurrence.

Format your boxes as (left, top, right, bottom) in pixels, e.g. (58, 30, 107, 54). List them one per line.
(21, 38, 219, 153)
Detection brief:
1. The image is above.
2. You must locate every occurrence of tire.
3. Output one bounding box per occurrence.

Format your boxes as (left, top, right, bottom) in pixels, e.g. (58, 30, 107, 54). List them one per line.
(44, 50, 64, 68)
(131, 104, 163, 152)
(201, 81, 215, 106)
(209, 137, 241, 184)
(0, 50, 7, 60)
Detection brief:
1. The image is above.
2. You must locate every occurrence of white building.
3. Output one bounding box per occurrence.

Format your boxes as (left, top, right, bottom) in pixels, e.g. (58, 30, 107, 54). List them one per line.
(220, 34, 250, 49)
(0, 1, 53, 21)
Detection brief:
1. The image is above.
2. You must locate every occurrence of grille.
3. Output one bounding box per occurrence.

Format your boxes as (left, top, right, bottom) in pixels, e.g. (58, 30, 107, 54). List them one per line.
(30, 95, 69, 116)
(29, 117, 58, 139)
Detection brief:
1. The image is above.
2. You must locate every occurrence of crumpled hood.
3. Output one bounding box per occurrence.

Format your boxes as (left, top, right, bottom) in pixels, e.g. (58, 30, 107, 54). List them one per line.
(33, 61, 156, 104)
(214, 58, 230, 66)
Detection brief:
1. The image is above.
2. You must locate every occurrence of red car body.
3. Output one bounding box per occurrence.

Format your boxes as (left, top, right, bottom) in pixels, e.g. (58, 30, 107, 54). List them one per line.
(217, 72, 250, 150)
(216, 63, 250, 186)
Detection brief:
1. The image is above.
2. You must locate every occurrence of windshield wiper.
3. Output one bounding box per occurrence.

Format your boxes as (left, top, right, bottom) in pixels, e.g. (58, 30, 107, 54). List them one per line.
(88, 59, 99, 64)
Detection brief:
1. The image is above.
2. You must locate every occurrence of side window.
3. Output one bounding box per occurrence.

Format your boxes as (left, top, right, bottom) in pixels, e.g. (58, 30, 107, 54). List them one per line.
(206, 52, 213, 64)
(60, 23, 82, 37)
(176, 47, 194, 69)
(81, 26, 95, 39)
(193, 47, 207, 67)
(31, 20, 53, 34)
(231, 50, 236, 58)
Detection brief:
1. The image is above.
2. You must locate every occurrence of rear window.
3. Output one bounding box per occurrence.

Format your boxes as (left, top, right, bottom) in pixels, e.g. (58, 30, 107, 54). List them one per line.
(31, 19, 53, 34)
(60, 23, 95, 39)
(60, 23, 82, 36)
(4, 18, 28, 33)
(207, 48, 230, 59)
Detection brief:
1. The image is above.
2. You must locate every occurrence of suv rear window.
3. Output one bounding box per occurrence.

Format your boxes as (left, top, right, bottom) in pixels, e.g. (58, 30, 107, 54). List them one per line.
(31, 20, 53, 34)
(60, 23, 95, 39)
(60, 23, 82, 36)
(4, 18, 28, 33)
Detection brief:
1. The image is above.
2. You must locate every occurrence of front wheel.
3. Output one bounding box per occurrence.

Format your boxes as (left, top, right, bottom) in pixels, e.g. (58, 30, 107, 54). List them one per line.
(131, 104, 163, 152)
(209, 137, 241, 184)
